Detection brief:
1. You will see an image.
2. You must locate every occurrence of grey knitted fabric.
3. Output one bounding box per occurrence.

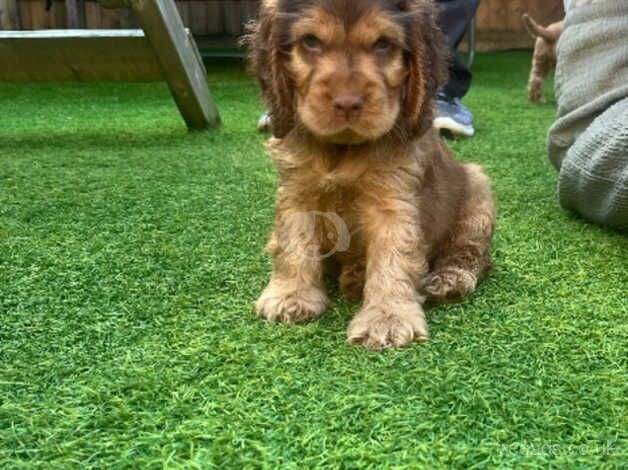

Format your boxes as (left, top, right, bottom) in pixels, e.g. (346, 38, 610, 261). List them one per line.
(558, 99, 628, 231)
(547, 0, 628, 232)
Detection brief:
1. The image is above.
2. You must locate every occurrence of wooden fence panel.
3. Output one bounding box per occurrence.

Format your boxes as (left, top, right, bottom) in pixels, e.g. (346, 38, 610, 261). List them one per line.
(175, 1, 192, 30)
(473, 0, 564, 51)
(12, 0, 565, 51)
(100, 5, 134, 28)
(205, 1, 222, 35)
(476, 0, 563, 32)
(16, 0, 30, 28)
(30, 0, 52, 28)
(84, 1, 99, 28)
(188, 0, 207, 34)
(18, 0, 134, 29)
(1, 0, 20, 29)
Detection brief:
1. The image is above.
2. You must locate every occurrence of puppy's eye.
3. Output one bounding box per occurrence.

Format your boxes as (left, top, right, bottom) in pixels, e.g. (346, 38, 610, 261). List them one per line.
(372, 37, 392, 52)
(301, 34, 322, 51)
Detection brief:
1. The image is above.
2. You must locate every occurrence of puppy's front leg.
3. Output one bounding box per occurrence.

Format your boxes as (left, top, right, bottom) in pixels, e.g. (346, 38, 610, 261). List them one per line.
(347, 200, 429, 349)
(255, 206, 328, 324)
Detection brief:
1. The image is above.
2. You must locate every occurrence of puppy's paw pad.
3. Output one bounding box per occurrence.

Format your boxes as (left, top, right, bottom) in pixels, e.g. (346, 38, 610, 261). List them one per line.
(421, 267, 477, 302)
(347, 306, 428, 349)
(255, 286, 327, 324)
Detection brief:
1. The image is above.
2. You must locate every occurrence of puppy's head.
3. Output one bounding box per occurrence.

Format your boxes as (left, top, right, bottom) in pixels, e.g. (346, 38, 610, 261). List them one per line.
(246, 0, 447, 143)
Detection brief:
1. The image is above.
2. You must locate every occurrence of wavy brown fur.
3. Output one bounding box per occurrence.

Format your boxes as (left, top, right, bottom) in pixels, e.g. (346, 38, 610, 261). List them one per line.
(245, 0, 495, 349)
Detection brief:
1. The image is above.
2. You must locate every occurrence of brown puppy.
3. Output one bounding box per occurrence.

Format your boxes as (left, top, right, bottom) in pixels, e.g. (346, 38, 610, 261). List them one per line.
(245, 0, 495, 349)
(522, 13, 563, 103)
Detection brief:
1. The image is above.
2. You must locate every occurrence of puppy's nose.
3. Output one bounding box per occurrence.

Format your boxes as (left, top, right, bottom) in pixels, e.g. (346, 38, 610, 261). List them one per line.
(333, 94, 364, 118)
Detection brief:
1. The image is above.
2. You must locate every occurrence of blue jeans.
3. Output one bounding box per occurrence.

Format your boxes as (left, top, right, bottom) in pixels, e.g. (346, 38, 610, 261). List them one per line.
(436, 0, 481, 99)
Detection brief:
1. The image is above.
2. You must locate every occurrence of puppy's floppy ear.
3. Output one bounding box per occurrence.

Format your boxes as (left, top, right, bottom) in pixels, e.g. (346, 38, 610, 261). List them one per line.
(243, 0, 295, 138)
(401, 0, 448, 137)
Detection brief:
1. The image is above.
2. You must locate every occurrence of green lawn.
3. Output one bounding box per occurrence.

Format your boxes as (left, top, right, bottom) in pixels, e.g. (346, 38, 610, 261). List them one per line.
(1, 52, 626, 468)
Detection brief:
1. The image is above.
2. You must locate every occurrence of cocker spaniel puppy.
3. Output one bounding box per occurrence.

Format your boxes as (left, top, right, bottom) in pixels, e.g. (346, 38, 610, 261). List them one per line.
(522, 13, 563, 103)
(245, 0, 495, 349)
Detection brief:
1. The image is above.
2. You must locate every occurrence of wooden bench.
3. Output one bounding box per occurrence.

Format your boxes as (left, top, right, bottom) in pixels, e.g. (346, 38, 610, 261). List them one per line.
(0, 0, 220, 130)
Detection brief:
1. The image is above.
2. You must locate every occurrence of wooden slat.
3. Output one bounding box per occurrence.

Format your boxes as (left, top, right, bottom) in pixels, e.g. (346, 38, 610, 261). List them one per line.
(51, 0, 67, 28)
(31, 0, 52, 29)
(175, 0, 190, 27)
(66, 0, 86, 28)
(506, 0, 523, 32)
(17, 0, 32, 29)
(99, 5, 116, 27)
(84, 1, 100, 28)
(222, 0, 240, 35)
(0, 29, 163, 81)
(129, 0, 220, 129)
(117, 8, 136, 28)
(205, 1, 223, 35)
(188, 0, 207, 35)
(99, 4, 135, 28)
(0, 0, 20, 29)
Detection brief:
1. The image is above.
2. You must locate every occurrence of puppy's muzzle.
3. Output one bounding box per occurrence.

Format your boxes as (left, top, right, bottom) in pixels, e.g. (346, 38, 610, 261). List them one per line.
(332, 93, 365, 120)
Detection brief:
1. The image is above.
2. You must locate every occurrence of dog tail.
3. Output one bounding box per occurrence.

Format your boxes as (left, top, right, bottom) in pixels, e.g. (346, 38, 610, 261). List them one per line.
(522, 13, 557, 42)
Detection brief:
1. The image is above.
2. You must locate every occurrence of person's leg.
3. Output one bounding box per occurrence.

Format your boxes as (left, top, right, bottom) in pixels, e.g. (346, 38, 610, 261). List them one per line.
(441, 56, 473, 101)
(433, 0, 480, 137)
(547, 0, 628, 232)
(557, 98, 628, 232)
(437, 0, 480, 99)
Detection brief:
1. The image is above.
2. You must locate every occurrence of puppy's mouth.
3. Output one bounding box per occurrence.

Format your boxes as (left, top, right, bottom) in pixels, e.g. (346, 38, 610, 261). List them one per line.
(317, 127, 372, 145)
(298, 97, 397, 144)
(316, 112, 385, 144)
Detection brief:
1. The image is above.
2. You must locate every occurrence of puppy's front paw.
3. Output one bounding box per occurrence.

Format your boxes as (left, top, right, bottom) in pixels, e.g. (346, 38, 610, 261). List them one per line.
(347, 304, 429, 349)
(421, 266, 477, 303)
(255, 281, 327, 324)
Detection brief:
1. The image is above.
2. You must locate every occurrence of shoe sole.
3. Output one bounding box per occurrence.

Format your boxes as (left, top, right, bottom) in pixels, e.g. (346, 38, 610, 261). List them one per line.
(433, 117, 475, 137)
(257, 114, 271, 132)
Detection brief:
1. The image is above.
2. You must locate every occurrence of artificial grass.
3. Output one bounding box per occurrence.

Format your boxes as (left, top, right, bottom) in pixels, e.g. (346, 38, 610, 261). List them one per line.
(1, 52, 626, 468)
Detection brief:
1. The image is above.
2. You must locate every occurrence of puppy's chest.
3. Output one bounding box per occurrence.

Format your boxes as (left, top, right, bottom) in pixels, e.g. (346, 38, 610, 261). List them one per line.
(280, 164, 364, 245)
(297, 162, 366, 213)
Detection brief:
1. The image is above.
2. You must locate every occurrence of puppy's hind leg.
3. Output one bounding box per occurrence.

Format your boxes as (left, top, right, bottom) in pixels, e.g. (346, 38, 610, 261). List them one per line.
(422, 164, 495, 302)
